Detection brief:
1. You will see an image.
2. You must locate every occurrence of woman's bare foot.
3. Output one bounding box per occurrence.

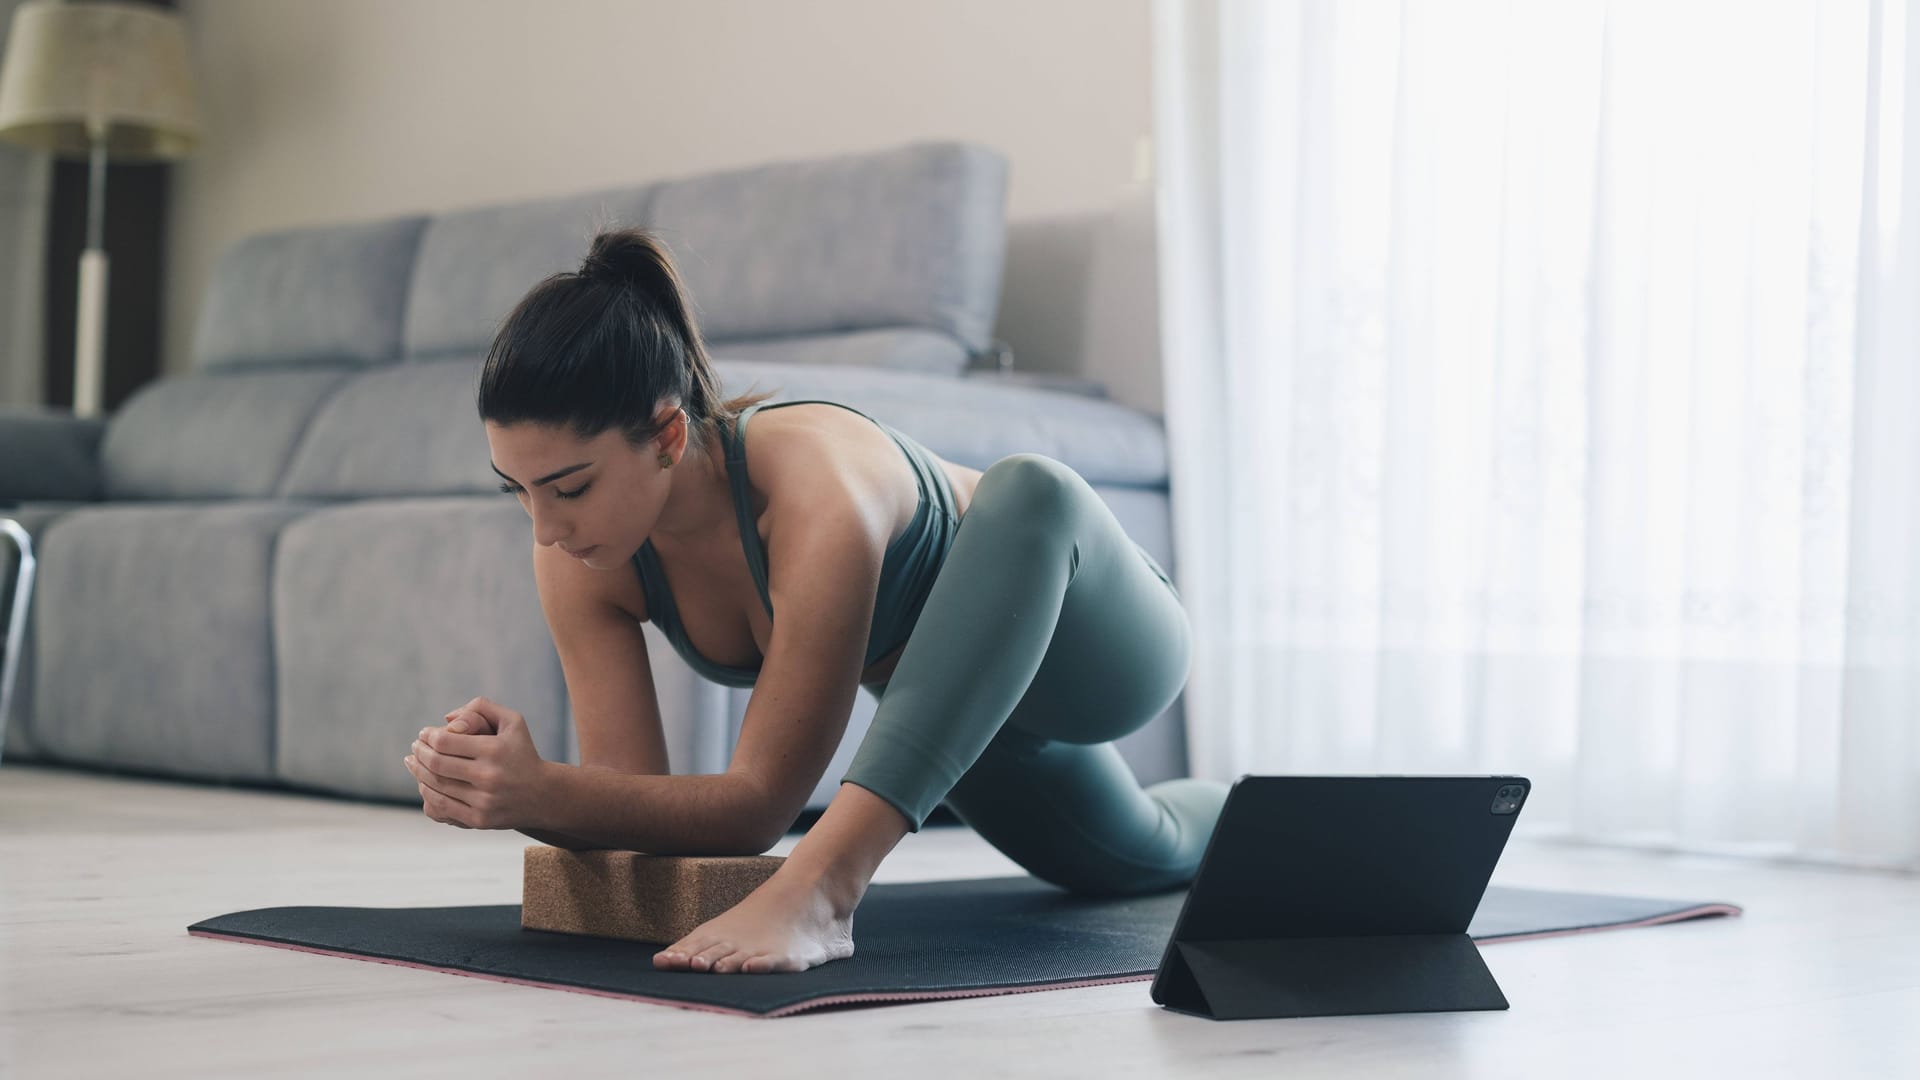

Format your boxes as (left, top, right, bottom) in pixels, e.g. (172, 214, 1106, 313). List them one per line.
(653, 783, 908, 975)
(652, 869, 856, 975)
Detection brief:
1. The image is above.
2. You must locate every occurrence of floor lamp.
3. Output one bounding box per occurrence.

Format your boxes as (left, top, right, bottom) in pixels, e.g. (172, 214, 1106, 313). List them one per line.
(0, 0, 200, 419)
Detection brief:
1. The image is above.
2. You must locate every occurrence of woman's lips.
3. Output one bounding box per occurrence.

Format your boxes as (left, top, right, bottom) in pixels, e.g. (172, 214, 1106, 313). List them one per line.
(566, 545, 598, 560)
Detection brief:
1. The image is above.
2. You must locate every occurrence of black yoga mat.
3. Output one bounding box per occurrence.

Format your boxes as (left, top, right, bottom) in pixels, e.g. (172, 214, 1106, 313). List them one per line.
(187, 876, 1742, 1018)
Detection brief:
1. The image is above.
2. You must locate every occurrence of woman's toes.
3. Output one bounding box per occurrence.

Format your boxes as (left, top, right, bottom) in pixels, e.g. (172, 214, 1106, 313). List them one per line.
(712, 952, 748, 974)
(741, 954, 776, 975)
(656, 933, 711, 970)
(691, 942, 733, 972)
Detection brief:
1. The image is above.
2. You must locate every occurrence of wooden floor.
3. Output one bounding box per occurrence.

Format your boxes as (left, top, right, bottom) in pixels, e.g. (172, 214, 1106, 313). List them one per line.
(2, 762, 1916, 1079)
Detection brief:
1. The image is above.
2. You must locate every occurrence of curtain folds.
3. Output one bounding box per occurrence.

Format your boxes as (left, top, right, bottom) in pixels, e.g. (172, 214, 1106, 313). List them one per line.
(1155, 0, 1919, 870)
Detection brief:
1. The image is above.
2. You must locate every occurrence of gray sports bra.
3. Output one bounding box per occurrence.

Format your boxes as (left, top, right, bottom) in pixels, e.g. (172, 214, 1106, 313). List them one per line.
(630, 399, 962, 688)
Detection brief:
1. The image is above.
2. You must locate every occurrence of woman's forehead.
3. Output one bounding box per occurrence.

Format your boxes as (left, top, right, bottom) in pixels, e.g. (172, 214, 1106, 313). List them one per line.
(485, 421, 602, 459)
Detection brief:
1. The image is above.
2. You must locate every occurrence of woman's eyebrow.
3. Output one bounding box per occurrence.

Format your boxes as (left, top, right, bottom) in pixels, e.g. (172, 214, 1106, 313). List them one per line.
(489, 461, 592, 487)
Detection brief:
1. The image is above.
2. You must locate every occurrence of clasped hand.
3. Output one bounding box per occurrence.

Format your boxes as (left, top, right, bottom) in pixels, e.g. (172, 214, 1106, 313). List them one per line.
(403, 696, 550, 830)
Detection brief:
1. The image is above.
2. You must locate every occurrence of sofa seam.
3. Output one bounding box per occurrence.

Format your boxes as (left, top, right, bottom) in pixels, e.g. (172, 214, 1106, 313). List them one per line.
(270, 217, 429, 498)
(263, 511, 285, 780)
(261, 499, 335, 783)
(268, 371, 359, 500)
(388, 217, 430, 364)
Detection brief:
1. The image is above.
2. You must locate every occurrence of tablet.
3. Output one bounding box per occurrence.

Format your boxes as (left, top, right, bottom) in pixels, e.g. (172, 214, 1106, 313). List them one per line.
(1150, 774, 1531, 1020)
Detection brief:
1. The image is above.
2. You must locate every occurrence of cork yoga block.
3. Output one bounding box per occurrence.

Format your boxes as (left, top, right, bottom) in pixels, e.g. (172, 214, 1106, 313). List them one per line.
(521, 846, 787, 945)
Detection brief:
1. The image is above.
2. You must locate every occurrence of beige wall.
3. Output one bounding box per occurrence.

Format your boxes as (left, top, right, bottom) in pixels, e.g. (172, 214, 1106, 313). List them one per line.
(166, 0, 1166, 413)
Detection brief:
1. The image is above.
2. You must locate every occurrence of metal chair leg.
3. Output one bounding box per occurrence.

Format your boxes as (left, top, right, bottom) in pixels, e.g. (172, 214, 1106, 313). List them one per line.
(0, 518, 36, 770)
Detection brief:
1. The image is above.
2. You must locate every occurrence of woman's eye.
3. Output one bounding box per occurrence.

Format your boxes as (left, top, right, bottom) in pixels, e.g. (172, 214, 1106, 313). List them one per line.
(555, 483, 591, 500)
(497, 482, 521, 495)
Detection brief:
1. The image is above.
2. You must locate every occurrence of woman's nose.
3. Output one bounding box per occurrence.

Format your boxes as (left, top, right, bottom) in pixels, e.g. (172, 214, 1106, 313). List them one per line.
(529, 511, 570, 548)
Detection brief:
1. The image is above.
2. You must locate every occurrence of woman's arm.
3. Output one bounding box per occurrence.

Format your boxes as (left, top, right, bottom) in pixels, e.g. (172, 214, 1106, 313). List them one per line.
(530, 765, 778, 855)
(518, 539, 691, 849)
(511, 492, 887, 855)
(533, 541, 672, 776)
(428, 701, 772, 851)
(509, 431, 882, 854)
(517, 763, 619, 849)
(516, 826, 601, 850)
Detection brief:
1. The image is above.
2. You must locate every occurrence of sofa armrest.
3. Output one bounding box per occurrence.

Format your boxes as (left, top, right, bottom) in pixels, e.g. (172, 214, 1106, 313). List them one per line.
(0, 407, 107, 504)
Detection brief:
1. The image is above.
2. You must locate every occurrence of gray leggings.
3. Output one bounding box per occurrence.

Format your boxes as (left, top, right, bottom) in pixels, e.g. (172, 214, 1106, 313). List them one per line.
(842, 453, 1227, 896)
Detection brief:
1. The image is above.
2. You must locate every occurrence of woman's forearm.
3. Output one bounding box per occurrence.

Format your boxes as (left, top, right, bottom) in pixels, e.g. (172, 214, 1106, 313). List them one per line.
(527, 763, 777, 855)
(514, 825, 604, 850)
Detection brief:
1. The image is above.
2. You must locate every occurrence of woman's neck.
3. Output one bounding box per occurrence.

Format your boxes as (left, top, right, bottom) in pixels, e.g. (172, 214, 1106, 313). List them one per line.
(649, 430, 737, 549)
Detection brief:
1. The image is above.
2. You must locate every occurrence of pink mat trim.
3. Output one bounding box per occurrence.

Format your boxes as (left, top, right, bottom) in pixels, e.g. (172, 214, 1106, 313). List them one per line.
(1473, 903, 1744, 945)
(187, 902, 1742, 1017)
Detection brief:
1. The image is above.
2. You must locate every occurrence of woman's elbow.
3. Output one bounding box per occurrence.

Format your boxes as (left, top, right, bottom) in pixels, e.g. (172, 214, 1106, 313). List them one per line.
(740, 817, 791, 855)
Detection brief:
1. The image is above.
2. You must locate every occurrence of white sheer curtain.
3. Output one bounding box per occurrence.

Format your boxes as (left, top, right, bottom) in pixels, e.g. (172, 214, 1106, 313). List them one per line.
(1154, 0, 1920, 870)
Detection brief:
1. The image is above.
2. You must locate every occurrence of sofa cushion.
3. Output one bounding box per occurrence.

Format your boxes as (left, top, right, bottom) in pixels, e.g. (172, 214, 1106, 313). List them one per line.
(29, 501, 315, 782)
(708, 328, 965, 377)
(279, 355, 1167, 499)
(278, 358, 493, 498)
(713, 360, 1169, 488)
(193, 215, 428, 371)
(399, 143, 1005, 374)
(101, 369, 354, 499)
(0, 407, 106, 504)
(323, 332, 965, 500)
(649, 142, 1007, 361)
(400, 187, 654, 362)
(272, 498, 567, 801)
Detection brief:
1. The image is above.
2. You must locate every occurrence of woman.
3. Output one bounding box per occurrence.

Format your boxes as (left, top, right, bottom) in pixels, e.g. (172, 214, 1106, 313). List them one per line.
(401, 226, 1227, 975)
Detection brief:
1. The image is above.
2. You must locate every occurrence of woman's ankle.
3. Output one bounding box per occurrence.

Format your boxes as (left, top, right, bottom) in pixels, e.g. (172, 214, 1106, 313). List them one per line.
(773, 852, 870, 920)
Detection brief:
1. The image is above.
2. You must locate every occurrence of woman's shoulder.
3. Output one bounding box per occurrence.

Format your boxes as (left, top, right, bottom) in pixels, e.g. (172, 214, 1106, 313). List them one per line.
(743, 402, 917, 548)
(533, 537, 649, 625)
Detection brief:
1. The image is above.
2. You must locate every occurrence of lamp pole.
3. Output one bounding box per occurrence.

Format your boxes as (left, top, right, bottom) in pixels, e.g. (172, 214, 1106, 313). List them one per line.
(73, 116, 109, 418)
(0, 1, 203, 415)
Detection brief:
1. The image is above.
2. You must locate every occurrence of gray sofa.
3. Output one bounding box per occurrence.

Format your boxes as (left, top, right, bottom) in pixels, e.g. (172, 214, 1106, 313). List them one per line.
(0, 140, 1186, 817)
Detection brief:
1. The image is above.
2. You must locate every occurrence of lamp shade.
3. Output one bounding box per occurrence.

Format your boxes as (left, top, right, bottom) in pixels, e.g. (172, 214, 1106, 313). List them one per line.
(0, 0, 201, 160)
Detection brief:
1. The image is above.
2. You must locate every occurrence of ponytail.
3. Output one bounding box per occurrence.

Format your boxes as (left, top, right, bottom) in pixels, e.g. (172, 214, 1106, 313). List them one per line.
(478, 225, 776, 453)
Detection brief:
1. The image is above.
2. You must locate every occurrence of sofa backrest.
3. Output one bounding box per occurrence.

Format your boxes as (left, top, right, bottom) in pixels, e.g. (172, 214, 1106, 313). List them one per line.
(402, 141, 1006, 366)
(193, 216, 430, 373)
(100, 141, 1009, 501)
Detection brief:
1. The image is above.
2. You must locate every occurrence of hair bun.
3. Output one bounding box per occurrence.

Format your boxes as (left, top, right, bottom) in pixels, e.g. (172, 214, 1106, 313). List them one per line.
(579, 229, 667, 289)
(578, 247, 626, 285)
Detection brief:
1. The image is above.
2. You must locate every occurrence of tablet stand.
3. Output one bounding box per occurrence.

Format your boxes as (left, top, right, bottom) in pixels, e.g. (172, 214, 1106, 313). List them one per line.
(1154, 930, 1508, 1020)
(1148, 776, 1533, 1021)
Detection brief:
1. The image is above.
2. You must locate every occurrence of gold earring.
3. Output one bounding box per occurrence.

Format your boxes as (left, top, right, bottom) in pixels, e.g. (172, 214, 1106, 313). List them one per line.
(657, 452, 673, 469)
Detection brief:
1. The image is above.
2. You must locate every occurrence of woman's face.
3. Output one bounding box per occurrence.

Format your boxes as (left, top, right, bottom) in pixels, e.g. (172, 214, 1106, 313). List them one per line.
(485, 409, 679, 570)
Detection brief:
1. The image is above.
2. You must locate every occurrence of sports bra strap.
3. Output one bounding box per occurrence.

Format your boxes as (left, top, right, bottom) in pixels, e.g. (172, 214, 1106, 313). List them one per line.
(726, 404, 775, 617)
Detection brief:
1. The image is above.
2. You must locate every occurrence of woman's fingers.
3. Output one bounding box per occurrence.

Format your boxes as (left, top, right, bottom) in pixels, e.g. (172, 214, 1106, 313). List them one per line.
(414, 777, 473, 829)
(441, 706, 497, 736)
(409, 738, 479, 786)
(418, 719, 484, 761)
(440, 699, 503, 735)
(460, 697, 520, 732)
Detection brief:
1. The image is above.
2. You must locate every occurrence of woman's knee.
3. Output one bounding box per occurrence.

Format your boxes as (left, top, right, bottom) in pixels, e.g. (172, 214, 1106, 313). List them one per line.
(972, 454, 1085, 526)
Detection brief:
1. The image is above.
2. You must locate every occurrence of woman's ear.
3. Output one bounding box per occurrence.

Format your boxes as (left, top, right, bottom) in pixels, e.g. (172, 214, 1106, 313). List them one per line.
(654, 403, 689, 460)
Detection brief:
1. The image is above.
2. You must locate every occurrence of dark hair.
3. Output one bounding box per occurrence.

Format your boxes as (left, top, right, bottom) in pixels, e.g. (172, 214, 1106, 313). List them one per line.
(477, 226, 776, 455)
